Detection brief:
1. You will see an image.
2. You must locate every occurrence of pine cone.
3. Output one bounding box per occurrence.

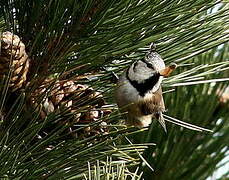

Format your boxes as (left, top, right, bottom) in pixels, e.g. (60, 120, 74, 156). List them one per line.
(78, 108, 111, 138)
(0, 32, 30, 91)
(30, 79, 111, 139)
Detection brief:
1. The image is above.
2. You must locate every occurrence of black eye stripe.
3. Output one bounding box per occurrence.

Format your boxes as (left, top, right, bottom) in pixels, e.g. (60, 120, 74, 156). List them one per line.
(141, 60, 154, 69)
(146, 63, 154, 69)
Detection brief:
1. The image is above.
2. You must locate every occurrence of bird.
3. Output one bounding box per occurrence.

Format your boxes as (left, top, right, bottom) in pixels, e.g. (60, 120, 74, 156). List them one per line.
(115, 43, 176, 131)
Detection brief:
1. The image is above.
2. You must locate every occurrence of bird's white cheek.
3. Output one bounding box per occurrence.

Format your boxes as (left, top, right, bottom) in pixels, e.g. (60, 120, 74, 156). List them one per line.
(115, 79, 140, 106)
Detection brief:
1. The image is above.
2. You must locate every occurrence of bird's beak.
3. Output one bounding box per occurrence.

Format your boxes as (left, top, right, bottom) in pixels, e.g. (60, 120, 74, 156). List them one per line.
(159, 63, 177, 77)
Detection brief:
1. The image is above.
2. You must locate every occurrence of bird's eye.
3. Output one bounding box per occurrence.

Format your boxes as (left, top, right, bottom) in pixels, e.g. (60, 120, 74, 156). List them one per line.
(141, 59, 155, 69)
(146, 62, 154, 69)
(144, 61, 154, 69)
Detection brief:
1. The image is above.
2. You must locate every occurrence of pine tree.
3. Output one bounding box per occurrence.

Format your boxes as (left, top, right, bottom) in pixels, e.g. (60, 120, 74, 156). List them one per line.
(0, 0, 228, 179)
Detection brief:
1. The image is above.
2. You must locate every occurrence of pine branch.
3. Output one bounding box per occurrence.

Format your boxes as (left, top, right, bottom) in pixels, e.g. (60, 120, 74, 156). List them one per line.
(0, 1, 228, 179)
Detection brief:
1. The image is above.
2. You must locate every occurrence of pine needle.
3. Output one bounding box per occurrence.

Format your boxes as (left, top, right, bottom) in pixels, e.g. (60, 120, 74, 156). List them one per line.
(163, 114, 213, 132)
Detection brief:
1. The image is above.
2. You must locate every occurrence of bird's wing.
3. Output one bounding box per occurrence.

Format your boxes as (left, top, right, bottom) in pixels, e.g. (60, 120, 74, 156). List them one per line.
(138, 86, 167, 131)
(138, 86, 165, 115)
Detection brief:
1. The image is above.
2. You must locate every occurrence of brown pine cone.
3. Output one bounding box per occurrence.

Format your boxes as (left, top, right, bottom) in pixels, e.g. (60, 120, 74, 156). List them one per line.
(0, 31, 30, 91)
(30, 79, 112, 139)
